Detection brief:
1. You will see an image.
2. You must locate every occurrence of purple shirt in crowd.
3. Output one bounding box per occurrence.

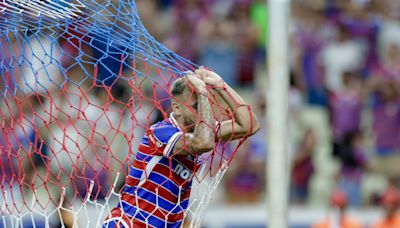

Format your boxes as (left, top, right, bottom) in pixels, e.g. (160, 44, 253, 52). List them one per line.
(373, 99, 400, 154)
(341, 15, 380, 68)
(330, 90, 362, 141)
(371, 66, 400, 155)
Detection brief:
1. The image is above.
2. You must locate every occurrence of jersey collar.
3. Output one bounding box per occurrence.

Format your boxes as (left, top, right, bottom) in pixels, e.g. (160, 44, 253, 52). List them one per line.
(169, 113, 182, 131)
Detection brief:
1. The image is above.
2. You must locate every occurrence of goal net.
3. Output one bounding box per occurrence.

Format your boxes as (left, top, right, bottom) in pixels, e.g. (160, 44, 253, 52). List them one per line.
(0, 0, 251, 227)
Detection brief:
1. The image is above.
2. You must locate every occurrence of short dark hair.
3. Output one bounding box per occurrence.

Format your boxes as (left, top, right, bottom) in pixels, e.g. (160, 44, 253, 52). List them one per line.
(170, 78, 187, 97)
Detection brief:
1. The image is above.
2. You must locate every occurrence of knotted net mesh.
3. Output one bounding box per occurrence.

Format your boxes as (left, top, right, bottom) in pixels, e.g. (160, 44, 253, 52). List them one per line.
(0, 0, 253, 227)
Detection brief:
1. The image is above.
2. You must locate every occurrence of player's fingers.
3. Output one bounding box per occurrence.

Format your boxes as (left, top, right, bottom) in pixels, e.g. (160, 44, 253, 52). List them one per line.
(186, 74, 203, 87)
(184, 71, 196, 83)
(183, 70, 195, 77)
(183, 74, 195, 88)
(195, 66, 205, 71)
(195, 67, 207, 78)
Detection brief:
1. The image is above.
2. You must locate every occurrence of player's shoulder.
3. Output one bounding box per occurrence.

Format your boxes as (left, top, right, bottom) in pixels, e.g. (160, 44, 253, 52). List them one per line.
(149, 119, 181, 144)
(150, 119, 179, 131)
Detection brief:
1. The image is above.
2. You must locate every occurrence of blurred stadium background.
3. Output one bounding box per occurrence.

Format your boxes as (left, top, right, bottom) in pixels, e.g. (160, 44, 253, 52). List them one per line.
(137, 0, 399, 227)
(1, 0, 400, 227)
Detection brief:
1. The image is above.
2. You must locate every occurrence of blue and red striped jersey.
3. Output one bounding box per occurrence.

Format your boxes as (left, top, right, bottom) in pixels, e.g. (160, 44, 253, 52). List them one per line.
(111, 113, 200, 228)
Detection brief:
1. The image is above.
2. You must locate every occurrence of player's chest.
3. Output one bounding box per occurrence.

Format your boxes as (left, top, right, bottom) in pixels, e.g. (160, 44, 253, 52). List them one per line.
(169, 156, 201, 181)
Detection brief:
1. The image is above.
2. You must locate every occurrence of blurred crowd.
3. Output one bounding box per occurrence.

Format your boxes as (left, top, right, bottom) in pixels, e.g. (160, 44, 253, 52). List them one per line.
(136, 0, 400, 211)
(290, 0, 400, 209)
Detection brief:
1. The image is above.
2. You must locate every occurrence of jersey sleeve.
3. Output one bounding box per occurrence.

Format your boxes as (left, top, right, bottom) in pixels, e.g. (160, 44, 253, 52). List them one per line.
(147, 125, 183, 157)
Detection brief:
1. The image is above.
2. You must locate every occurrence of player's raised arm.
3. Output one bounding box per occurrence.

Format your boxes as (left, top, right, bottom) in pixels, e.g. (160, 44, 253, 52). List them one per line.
(170, 73, 216, 156)
(195, 68, 261, 141)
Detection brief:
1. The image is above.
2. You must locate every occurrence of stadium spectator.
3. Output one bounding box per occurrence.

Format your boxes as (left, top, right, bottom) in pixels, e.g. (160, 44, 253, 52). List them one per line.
(338, 0, 380, 71)
(163, 0, 210, 61)
(198, 17, 239, 87)
(291, 128, 316, 205)
(230, 0, 259, 86)
(333, 131, 368, 206)
(329, 71, 362, 144)
(371, 43, 400, 84)
(291, 4, 334, 106)
(366, 53, 400, 182)
(319, 24, 365, 92)
(378, 8, 400, 65)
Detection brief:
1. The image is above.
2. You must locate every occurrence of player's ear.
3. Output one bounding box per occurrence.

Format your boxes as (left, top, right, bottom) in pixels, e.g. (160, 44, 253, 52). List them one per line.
(171, 100, 181, 116)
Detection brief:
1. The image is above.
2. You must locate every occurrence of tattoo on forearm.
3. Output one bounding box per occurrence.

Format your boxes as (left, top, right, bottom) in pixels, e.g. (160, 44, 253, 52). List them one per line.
(194, 94, 214, 140)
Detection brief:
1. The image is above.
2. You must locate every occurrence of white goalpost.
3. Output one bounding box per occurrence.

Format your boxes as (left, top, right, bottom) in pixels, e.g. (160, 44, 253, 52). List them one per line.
(267, 0, 290, 227)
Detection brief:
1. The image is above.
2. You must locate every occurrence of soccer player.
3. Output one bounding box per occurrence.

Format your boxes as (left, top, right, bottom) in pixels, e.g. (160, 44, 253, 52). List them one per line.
(103, 68, 261, 228)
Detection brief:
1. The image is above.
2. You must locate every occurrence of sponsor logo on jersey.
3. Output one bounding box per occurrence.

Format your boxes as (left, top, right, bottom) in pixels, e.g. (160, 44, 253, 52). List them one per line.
(148, 133, 164, 148)
(174, 164, 192, 180)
